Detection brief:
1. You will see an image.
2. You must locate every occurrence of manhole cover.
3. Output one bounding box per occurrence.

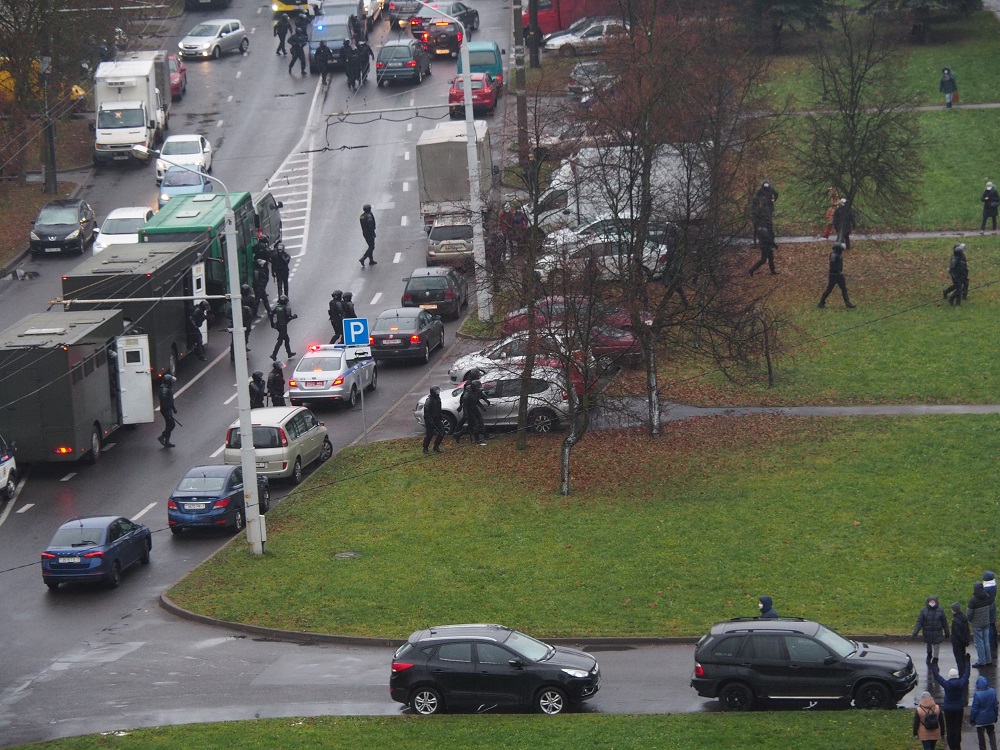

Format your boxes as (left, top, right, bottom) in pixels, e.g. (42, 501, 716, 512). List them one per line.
(334, 551, 360, 559)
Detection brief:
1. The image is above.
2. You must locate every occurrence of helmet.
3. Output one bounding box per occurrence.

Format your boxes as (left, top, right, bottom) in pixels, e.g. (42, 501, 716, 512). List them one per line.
(467, 368, 483, 381)
(275, 241, 285, 251)
(258, 234, 270, 244)
(199, 300, 209, 309)
(272, 361, 283, 371)
(162, 373, 176, 384)
(252, 370, 264, 379)
(278, 294, 289, 304)
(430, 385, 441, 395)
(343, 291, 353, 301)
(954, 243, 966, 253)
(363, 203, 372, 211)
(988, 182, 995, 190)
(241, 284, 252, 293)
(832, 242, 846, 252)
(332, 289, 343, 299)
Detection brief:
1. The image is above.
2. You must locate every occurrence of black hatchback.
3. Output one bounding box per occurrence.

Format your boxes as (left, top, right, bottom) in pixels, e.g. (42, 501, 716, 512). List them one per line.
(390, 623, 600, 715)
(30, 199, 97, 256)
(691, 617, 918, 711)
(401, 266, 468, 319)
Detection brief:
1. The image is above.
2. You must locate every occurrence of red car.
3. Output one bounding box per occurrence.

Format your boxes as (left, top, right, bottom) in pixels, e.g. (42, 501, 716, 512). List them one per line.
(448, 72, 498, 118)
(168, 53, 187, 100)
(502, 296, 634, 336)
(591, 325, 642, 372)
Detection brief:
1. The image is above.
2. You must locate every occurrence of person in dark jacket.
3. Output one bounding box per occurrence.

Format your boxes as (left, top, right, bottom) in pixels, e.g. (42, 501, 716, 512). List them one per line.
(314, 40, 335, 86)
(328, 290, 344, 344)
(266, 361, 286, 407)
(914, 690, 946, 749)
(758, 595, 778, 619)
(451, 369, 483, 442)
(970, 675, 998, 750)
(981, 182, 999, 233)
(288, 28, 308, 75)
(355, 40, 374, 83)
(818, 242, 855, 309)
(271, 242, 291, 298)
(253, 258, 272, 318)
(968, 582, 993, 667)
(749, 224, 778, 276)
(933, 654, 971, 750)
(157, 373, 178, 448)
(940, 67, 958, 108)
(832, 198, 855, 250)
(915, 596, 951, 665)
(341, 291, 357, 319)
(943, 243, 969, 306)
(986, 572, 998, 656)
(274, 13, 291, 55)
(249, 370, 266, 409)
(422, 386, 445, 454)
(270, 294, 298, 361)
(359, 203, 377, 266)
(341, 39, 359, 90)
(462, 380, 489, 445)
(954, 601, 973, 675)
(186, 300, 209, 361)
(750, 180, 777, 244)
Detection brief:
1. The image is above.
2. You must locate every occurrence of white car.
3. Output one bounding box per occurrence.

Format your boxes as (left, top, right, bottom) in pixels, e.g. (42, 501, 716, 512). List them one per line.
(288, 344, 378, 407)
(156, 134, 214, 183)
(93, 206, 155, 254)
(535, 233, 670, 284)
(543, 19, 627, 57)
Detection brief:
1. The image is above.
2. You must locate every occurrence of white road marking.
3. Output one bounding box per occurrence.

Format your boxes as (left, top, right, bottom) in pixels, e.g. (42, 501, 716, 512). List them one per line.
(60, 473, 76, 482)
(236, 71, 242, 79)
(402, 181, 409, 191)
(227, 95, 233, 102)
(224, 392, 238, 404)
(405, 150, 410, 160)
(370, 292, 382, 305)
(211, 444, 226, 458)
(393, 252, 402, 263)
(16, 503, 33, 513)
(401, 215, 408, 226)
(217, 120, 225, 128)
(407, 123, 413, 132)
(132, 502, 157, 521)
(0, 475, 30, 527)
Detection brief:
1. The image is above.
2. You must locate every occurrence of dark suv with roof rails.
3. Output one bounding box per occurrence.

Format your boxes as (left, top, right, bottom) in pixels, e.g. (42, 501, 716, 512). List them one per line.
(691, 617, 918, 712)
(390, 623, 600, 715)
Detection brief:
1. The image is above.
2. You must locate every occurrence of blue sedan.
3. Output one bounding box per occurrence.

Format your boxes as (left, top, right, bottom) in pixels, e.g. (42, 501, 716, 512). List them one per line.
(41, 515, 152, 590)
(158, 165, 213, 208)
(167, 464, 269, 535)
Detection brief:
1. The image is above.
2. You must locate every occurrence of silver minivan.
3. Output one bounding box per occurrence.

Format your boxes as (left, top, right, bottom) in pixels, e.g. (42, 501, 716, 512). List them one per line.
(224, 406, 332, 484)
(426, 214, 473, 265)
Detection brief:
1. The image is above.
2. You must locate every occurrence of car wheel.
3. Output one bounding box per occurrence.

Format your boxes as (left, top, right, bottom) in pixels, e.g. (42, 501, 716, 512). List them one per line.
(212, 45, 221, 60)
(439, 413, 456, 435)
(239, 38, 249, 54)
(854, 680, 893, 710)
(232, 506, 245, 533)
(597, 354, 616, 375)
(559, 44, 575, 57)
(259, 484, 270, 514)
(472, 14, 479, 30)
(535, 686, 567, 715)
(416, 67, 423, 84)
(719, 682, 755, 712)
(419, 343, 430, 364)
(87, 427, 102, 464)
(170, 526, 183, 535)
(348, 385, 358, 407)
(528, 408, 558, 434)
(140, 538, 151, 565)
(3, 471, 15, 500)
(290, 457, 303, 484)
(106, 561, 122, 588)
(410, 686, 443, 715)
(45, 581, 59, 591)
(367, 366, 378, 392)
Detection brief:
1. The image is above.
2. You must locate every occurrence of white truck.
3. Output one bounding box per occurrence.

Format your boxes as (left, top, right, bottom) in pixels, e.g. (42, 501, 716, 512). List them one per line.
(415, 120, 496, 232)
(93, 54, 169, 167)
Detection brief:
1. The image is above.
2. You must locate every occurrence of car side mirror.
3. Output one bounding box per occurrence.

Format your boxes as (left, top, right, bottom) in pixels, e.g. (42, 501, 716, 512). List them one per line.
(94, 228, 101, 234)
(402, 277, 410, 282)
(7, 442, 15, 456)
(275, 201, 284, 208)
(824, 655, 838, 665)
(507, 658, 523, 669)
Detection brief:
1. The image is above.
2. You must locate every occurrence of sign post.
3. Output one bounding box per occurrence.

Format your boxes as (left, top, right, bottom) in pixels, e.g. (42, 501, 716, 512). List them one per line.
(342, 317, 371, 445)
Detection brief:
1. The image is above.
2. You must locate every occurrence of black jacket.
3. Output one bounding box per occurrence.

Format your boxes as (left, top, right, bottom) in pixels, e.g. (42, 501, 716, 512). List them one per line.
(314, 43, 335, 66)
(982, 188, 1000, 215)
(952, 608, 972, 647)
(249, 377, 266, 408)
(271, 302, 297, 329)
(274, 16, 291, 38)
(271, 250, 290, 277)
(328, 298, 343, 323)
(266, 371, 285, 398)
(253, 265, 270, 292)
(949, 252, 968, 282)
(828, 248, 844, 276)
(360, 210, 376, 237)
(341, 299, 357, 318)
(968, 584, 992, 629)
(158, 384, 176, 414)
(833, 205, 854, 234)
(289, 30, 308, 51)
(913, 599, 950, 644)
(423, 393, 444, 431)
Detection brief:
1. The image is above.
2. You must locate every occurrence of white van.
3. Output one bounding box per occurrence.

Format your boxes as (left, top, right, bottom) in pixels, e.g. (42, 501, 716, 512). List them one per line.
(0, 434, 17, 499)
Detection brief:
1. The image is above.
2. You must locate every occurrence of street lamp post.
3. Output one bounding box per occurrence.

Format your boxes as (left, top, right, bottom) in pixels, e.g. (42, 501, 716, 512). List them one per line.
(132, 144, 265, 555)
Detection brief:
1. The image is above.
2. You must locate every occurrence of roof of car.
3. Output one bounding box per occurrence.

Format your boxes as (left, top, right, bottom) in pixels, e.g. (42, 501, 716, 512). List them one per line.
(381, 39, 417, 48)
(41, 199, 86, 208)
(57, 515, 121, 528)
(711, 617, 819, 636)
(408, 623, 513, 644)
(104, 206, 153, 220)
(432, 214, 473, 227)
(408, 267, 453, 278)
(228, 406, 303, 426)
(466, 40, 500, 51)
(182, 465, 235, 479)
(377, 307, 422, 319)
(163, 133, 203, 143)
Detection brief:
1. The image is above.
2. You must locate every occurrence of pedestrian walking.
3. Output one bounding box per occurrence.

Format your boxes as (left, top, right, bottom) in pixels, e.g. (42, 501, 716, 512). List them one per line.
(940, 67, 959, 108)
(314, 40, 335, 86)
(266, 361, 286, 407)
(274, 14, 291, 55)
(981, 182, 999, 233)
(758, 595, 778, 619)
(914, 691, 946, 750)
(422, 385, 445, 454)
(451, 368, 483, 441)
(943, 243, 969, 306)
(969, 582, 993, 667)
(459, 380, 489, 446)
(970, 675, 999, 750)
(915, 596, 951, 665)
(187, 300, 209, 361)
(821, 186, 840, 239)
(748, 224, 778, 276)
(750, 179, 777, 244)
(955, 601, 974, 674)
(271, 242, 291, 298)
(288, 28, 308, 75)
(986, 572, 999, 655)
(359, 203, 377, 267)
(157, 373, 178, 448)
(249, 370, 266, 409)
(341, 39, 359, 90)
(269, 294, 298, 361)
(341, 291, 357, 319)
(933, 654, 972, 750)
(355, 40, 374, 84)
(817, 242, 855, 309)
(253, 258, 272, 318)
(328, 290, 345, 344)
(832, 198, 855, 250)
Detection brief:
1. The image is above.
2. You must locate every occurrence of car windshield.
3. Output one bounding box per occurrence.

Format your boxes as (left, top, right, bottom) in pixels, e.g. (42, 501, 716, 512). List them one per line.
(169, 58, 180, 73)
(228, 426, 283, 449)
(37, 206, 78, 224)
(176, 475, 226, 492)
(162, 169, 204, 187)
(504, 630, 552, 661)
(429, 224, 473, 241)
(298, 355, 344, 372)
(813, 624, 857, 658)
(49, 525, 105, 547)
(453, 78, 485, 91)
(311, 24, 350, 42)
(468, 50, 497, 66)
(374, 316, 418, 333)
(406, 277, 448, 291)
(97, 108, 145, 128)
(380, 45, 413, 62)
(162, 140, 202, 156)
(101, 216, 145, 235)
(188, 24, 221, 37)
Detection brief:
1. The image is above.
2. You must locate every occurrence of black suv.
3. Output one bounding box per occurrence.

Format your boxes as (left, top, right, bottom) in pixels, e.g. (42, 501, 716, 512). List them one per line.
(691, 617, 918, 711)
(417, 20, 463, 57)
(390, 623, 600, 715)
(30, 199, 97, 256)
(401, 266, 469, 319)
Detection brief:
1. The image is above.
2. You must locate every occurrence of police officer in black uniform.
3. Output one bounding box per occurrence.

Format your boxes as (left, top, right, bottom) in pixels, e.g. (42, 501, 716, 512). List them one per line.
(270, 294, 298, 360)
(249, 370, 266, 408)
(274, 13, 291, 55)
(266, 361, 286, 407)
(422, 386, 445, 454)
(328, 290, 344, 344)
(341, 291, 357, 319)
(832, 198, 855, 251)
(359, 203, 377, 266)
(943, 242, 969, 305)
(187, 300, 210, 361)
(288, 26, 308, 76)
(157, 374, 178, 447)
(314, 40, 335, 86)
(341, 39, 359, 90)
(253, 258, 272, 318)
(271, 241, 291, 298)
(355, 40, 374, 84)
(818, 242, 856, 309)
(749, 224, 779, 276)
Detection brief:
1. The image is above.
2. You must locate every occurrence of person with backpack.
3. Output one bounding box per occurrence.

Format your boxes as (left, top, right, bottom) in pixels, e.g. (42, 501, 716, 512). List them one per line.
(933, 653, 971, 750)
(915, 596, 951, 665)
(970, 675, 999, 750)
(914, 691, 945, 749)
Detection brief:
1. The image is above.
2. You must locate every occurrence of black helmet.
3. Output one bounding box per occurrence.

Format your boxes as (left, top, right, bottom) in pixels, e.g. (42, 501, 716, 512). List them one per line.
(199, 300, 209, 309)
(272, 361, 283, 370)
(343, 291, 353, 301)
(252, 370, 264, 379)
(278, 294, 289, 304)
(467, 368, 483, 381)
(241, 283, 252, 293)
(954, 242, 966, 253)
(363, 203, 372, 211)
(332, 289, 343, 299)
(430, 385, 441, 395)
(162, 373, 176, 384)
(832, 242, 846, 252)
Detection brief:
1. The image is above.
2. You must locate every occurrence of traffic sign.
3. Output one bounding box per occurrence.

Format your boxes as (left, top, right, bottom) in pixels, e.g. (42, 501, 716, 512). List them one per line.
(343, 317, 369, 346)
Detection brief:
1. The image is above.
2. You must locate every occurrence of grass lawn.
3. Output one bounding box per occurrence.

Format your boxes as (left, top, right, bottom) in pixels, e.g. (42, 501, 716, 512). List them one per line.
(168, 412, 1000, 639)
(9, 712, 914, 750)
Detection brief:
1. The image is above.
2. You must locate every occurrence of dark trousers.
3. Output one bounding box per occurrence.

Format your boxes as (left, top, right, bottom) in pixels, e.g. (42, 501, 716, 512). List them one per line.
(160, 413, 175, 442)
(276, 33, 287, 54)
(329, 318, 343, 344)
(837, 229, 852, 250)
(423, 423, 444, 452)
(982, 210, 997, 231)
(955, 642, 969, 673)
(272, 327, 292, 358)
(820, 273, 851, 306)
(976, 724, 997, 750)
(190, 329, 206, 359)
(254, 289, 271, 317)
(270, 393, 286, 407)
(289, 47, 305, 73)
(944, 277, 969, 305)
(275, 272, 289, 298)
(749, 246, 776, 276)
(945, 708, 964, 750)
(360, 233, 376, 264)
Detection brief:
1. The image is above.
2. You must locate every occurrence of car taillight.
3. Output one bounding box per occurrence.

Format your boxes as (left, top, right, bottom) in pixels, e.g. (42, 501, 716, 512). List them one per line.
(226, 428, 234, 445)
(53, 446, 73, 455)
(168, 500, 178, 510)
(288, 379, 298, 387)
(41, 552, 56, 559)
(332, 376, 344, 386)
(410, 334, 421, 343)
(369, 335, 374, 345)
(392, 662, 414, 673)
(444, 289, 454, 300)
(278, 428, 289, 447)
(497, 74, 503, 86)
(215, 497, 231, 508)
(406, 60, 416, 68)
(421, 32, 429, 41)
(456, 32, 462, 43)
(450, 87, 459, 96)
(83, 551, 104, 558)
(694, 662, 705, 678)
(376, 62, 385, 70)
(402, 291, 412, 302)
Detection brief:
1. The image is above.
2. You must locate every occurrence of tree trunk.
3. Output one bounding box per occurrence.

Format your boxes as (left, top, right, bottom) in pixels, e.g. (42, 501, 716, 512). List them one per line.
(645, 343, 661, 437)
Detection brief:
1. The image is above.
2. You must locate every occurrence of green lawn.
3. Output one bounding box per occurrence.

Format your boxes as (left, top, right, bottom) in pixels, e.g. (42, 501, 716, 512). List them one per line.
(168, 413, 1000, 639)
(11, 712, 914, 750)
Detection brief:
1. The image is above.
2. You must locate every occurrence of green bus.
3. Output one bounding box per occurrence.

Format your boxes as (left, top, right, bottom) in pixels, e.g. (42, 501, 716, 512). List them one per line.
(139, 192, 258, 301)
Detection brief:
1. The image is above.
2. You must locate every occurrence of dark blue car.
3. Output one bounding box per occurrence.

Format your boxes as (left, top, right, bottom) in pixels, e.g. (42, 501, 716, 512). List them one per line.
(167, 465, 269, 535)
(41, 515, 152, 590)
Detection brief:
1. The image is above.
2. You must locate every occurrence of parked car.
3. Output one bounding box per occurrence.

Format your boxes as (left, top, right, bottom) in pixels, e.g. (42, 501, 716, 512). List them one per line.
(390, 623, 600, 715)
(158, 166, 214, 208)
(415, 366, 571, 434)
(690, 617, 919, 711)
(375, 39, 431, 85)
(29, 199, 97, 256)
(178, 19, 249, 59)
(457, 40, 504, 87)
(168, 53, 187, 99)
(590, 324, 642, 371)
(288, 343, 378, 407)
(0, 433, 16, 500)
(541, 15, 618, 46)
(41, 515, 152, 590)
(535, 233, 671, 284)
(566, 60, 614, 96)
(156, 134, 213, 183)
(543, 18, 627, 57)
(93, 206, 155, 254)
(369, 307, 445, 364)
(224, 406, 333, 485)
(168, 465, 269, 535)
(418, 20, 463, 57)
(401, 266, 469, 319)
(502, 295, 634, 336)
(448, 72, 498, 117)
(388, 0, 421, 28)
(410, 2, 479, 34)
(426, 214, 473, 265)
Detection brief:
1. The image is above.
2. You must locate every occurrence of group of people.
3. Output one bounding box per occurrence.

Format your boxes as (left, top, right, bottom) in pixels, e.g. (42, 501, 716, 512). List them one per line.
(327, 289, 357, 344)
(421, 369, 491, 453)
(273, 11, 373, 88)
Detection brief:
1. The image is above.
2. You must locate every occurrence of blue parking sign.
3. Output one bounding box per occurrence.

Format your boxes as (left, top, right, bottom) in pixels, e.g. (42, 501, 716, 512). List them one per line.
(343, 317, 369, 346)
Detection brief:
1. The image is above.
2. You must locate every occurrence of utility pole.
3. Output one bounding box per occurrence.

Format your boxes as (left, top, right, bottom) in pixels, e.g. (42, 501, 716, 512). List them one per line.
(527, 0, 540, 68)
(39, 54, 57, 194)
(512, 0, 529, 167)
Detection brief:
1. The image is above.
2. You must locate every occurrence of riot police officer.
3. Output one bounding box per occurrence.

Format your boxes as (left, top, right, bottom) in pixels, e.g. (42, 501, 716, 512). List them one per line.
(266, 361, 286, 407)
(271, 241, 291, 298)
(818, 242, 856, 309)
(944, 242, 969, 305)
(187, 300, 210, 361)
(157, 374, 178, 448)
(249, 370, 266, 408)
(253, 258, 272, 318)
(314, 40, 335, 86)
(341, 290, 357, 319)
(328, 290, 344, 344)
(270, 294, 298, 360)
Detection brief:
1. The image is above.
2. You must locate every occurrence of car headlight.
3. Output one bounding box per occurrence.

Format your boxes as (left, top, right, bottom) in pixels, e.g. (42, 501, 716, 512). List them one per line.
(30, 231, 39, 240)
(160, 193, 171, 203)
(156, 160, 166, 173)
(271, 2, 280, 10)
(66, 229, 80, 240)
(893, 668, 910, 678)
(198, 42, 211, 51)
(562, 668, 590, 678)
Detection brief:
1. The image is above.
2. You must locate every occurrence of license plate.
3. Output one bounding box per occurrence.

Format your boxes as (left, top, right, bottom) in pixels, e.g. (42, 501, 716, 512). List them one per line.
(61, 556, 81, 564)
(419, 303, 438, 310)
(389, 62, 402, 67)
(382, 338, 402, 346)
(44, 247, 62, 253)
(185, 503, 206, 510)
(113, 153, 130, 161)
(435, 48, 450, 54)
(305, 381, 323, 387)
(255, 462, 266, 469)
